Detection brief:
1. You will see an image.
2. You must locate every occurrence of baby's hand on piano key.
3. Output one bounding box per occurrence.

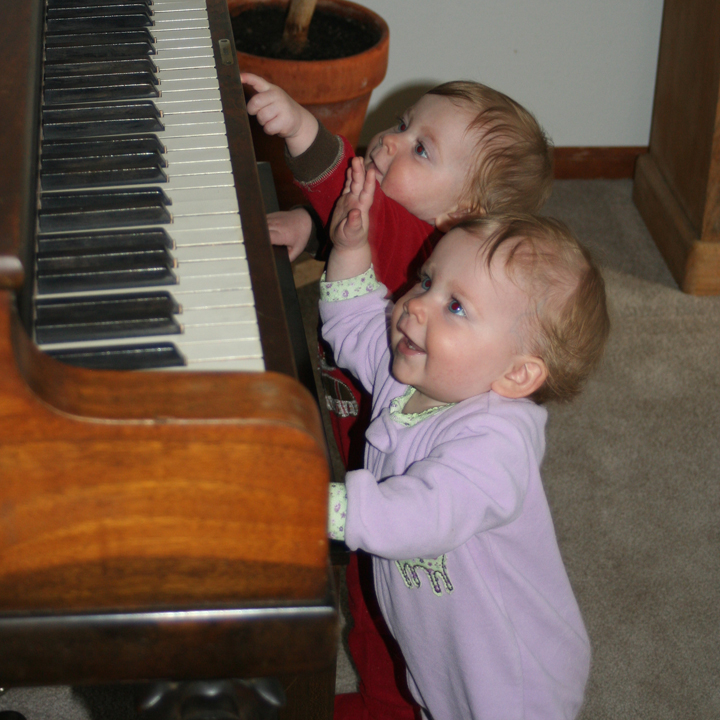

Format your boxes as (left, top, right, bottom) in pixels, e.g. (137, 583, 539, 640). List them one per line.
(267, 208, 314, 262)
(241, 73, 319, 157)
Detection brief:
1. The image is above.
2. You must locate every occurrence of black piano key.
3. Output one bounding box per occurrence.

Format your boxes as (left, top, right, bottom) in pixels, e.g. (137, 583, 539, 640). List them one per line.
(42, 135, 167, 159)
(47, 0, 152, 8)
(35, 291, 181, 344)
(46, 343, 186, 370)
(41, 165, 168, 190)
(38, 245, 173, 273)
(45, 69, 158, 89)
(38, 228, 175, 254)
(43, 102, 164, 140)
(44, 58, 159, 78)
(36, 252, 178, 294)
(45, 28, 155, 47)
(47, 1, 153, 13)
(44, 81, 160, 105)
(38, 187, 172, 232)
(43, 151, 165, 173)
(46, 14, 154, 36)
(45, 40, 155, 63)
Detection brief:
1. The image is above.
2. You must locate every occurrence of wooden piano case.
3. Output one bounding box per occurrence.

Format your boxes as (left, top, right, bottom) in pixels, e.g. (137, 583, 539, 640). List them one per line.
(0, 0, 336, 716)
(633, 0, 720, 295)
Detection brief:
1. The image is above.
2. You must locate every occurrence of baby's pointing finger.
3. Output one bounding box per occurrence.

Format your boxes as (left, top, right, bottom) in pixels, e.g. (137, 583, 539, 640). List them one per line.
(240, 73, 271, 93)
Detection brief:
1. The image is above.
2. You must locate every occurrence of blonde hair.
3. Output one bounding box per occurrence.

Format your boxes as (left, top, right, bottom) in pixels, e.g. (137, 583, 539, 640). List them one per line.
(461, 214, 610, 403)
(428, 81, 553, 216)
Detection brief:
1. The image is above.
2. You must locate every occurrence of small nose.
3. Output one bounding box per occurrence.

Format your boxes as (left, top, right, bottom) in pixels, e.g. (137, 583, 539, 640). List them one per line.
(405, 294, 426, 322)
(382, 132, 397, 154)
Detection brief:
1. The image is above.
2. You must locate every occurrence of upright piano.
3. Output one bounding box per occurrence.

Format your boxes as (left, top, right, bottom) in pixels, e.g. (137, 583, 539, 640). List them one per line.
(0, 0, 335, 716)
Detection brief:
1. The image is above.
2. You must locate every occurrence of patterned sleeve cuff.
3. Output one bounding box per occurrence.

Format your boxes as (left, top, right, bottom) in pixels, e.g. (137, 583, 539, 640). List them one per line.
(328, 482, 348, 541)
(320, 266, 378, 302)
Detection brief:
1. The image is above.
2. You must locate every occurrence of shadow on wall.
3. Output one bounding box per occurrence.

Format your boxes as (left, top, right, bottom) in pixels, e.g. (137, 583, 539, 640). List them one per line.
(360, 82, 437, 146)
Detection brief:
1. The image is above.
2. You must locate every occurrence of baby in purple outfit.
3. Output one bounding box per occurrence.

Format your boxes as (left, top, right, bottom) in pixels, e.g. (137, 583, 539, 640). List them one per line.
(320, 159, 610, 720)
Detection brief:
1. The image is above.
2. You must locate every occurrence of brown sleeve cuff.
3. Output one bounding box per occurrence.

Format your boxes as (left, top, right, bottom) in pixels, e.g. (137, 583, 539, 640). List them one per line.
(285, 122, 344, 185)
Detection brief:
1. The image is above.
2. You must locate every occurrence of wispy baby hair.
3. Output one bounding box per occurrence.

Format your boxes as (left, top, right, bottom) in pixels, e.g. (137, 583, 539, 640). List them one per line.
(428, 81, 553, 217)
(461, 214, 610, 403)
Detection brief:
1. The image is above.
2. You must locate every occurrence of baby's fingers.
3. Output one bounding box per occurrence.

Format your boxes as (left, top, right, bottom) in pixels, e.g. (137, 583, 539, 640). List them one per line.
(240, 73, 271, 93)
(348, 157, 366, 196)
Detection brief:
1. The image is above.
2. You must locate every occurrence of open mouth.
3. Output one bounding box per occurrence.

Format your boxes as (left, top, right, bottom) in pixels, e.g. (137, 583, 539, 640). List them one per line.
(397, 331, 425, 356)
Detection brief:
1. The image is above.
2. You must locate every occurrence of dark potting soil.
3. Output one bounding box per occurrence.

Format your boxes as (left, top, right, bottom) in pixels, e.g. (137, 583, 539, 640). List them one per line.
(231, 5, 381, 61)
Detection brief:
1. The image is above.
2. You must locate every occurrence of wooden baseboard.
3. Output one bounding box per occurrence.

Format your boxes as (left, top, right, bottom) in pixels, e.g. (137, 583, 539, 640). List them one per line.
(553, 146, 648, 179)
(633, 152, 720, 295)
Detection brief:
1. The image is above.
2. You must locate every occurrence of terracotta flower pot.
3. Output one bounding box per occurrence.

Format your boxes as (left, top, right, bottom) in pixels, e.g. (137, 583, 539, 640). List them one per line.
(228, 0, 389, 209)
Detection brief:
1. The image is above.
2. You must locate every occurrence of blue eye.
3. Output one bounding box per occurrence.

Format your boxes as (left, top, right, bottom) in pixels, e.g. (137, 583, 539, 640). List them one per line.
(420, 276, 431, 291)
(414, 143, 428, 159)
(449, 299, 465, 316)
(396, 118, 407, 132)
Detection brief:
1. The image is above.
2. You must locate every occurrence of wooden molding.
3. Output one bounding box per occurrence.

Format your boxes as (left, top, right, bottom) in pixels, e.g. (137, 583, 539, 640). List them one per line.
(552, 146, 648, 179)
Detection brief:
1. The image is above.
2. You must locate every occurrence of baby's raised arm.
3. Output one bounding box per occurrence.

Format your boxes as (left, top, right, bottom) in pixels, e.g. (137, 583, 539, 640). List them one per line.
(241, 73, 318, 157)
(326, 157, 375, 281)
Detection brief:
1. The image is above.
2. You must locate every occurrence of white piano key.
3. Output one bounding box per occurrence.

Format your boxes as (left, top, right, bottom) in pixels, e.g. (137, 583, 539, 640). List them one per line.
(154, 4, 210, 16)
(159, 121, 228, 138)
(152, 28, 211, 43)
(153, 0, 211, 11)
(153, 18, 210, 32)
(161, 111, 226, 127)
(165, 185, 237, 202)
(169, 228, 245, 248)
(161, 173, 237, 190)
(167, 147, 231, 163)
(175, 258, 249, 277)
(168, 214, 242, 231)
(158, 68, 220, 82)
(163, 134, 228, 151)
(174, 244, 247, 262)
(160, 81, 221, 95)
(159, 99, 224, 115)
(154, 36, 212, 51)
(153, 46, 213, 62)
(152, 56, 216, 72)
(182, 305, 261, 325)
(169, 287, 256, 309)
(169, 160, 234, 180)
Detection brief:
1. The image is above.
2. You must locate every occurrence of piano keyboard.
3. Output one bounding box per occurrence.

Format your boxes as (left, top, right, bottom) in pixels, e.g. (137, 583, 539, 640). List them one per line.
(34, 0, 266, 372)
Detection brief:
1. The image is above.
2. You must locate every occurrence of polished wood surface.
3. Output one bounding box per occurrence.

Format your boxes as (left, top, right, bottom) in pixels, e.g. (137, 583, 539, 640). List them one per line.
(633, 0, 720, 294)
(0, 290, 330, 612)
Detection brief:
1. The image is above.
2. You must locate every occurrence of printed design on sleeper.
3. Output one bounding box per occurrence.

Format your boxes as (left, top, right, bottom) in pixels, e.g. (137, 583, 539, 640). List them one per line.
(395, 554, 453, 596)
(320, 352, 359, 418)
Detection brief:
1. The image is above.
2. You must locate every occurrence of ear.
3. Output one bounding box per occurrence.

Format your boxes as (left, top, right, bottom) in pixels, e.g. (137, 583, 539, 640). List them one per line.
(491, 356, 549, 400)
(435, 204, 481, 233)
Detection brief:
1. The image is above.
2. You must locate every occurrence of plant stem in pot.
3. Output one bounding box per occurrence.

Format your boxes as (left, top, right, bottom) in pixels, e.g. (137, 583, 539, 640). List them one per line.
(281, 0, 317, 54)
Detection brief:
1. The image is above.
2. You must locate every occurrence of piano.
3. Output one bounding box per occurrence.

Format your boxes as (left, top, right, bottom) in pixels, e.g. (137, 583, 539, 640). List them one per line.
(0, 0, 336, 716)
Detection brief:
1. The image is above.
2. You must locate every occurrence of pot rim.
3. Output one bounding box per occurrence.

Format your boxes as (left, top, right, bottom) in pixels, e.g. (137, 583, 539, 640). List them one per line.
(229, 0, 390, 63)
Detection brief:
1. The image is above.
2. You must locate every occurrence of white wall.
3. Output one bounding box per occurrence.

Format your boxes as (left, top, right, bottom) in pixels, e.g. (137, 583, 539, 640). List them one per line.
(358, 0, 665, 148)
